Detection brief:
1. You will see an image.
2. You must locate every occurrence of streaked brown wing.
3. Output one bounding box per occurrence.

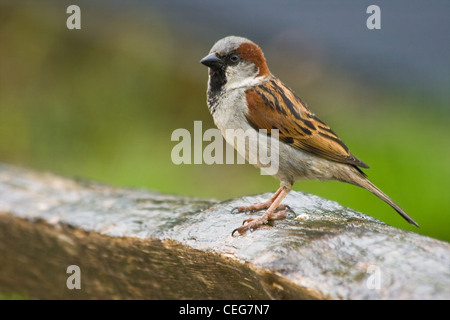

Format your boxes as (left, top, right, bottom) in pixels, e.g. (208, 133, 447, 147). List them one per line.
(245, 78, 369, 169)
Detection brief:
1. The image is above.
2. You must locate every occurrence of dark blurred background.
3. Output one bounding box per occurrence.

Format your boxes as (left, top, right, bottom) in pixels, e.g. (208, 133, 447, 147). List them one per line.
(0, 0, 449, 244)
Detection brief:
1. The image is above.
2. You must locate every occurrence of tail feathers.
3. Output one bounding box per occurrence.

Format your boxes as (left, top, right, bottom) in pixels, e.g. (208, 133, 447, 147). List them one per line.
(349, 173, 419, 227)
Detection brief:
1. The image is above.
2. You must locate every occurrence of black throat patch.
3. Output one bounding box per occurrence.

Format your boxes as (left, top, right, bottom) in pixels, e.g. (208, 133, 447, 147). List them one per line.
(207, 68, 227, 114)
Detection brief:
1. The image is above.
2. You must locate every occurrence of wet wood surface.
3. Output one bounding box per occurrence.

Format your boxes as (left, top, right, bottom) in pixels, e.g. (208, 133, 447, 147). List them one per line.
(0, 163, 449, 299)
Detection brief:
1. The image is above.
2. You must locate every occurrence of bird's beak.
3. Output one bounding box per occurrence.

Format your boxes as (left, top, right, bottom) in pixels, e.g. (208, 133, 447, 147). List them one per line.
(200, 52, 224, 69)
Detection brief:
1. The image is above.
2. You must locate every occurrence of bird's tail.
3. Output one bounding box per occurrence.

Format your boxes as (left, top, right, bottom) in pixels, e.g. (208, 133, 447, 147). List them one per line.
(346, 170, 419, 227)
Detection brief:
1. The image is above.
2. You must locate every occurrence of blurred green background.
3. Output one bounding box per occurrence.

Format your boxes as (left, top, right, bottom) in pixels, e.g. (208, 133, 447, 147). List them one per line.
(0, 1, 449, 246)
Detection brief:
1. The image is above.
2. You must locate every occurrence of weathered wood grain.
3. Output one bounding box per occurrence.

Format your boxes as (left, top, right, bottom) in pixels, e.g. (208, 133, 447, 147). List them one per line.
(0, 163, 449, 299)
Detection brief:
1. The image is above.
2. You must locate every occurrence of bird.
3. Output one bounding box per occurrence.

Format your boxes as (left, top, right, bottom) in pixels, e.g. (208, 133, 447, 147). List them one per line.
(200, 36, 418, 235)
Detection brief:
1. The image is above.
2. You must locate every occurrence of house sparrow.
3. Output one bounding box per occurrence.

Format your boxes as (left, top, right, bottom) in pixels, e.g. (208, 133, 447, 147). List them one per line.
(200, 36, 418, 235)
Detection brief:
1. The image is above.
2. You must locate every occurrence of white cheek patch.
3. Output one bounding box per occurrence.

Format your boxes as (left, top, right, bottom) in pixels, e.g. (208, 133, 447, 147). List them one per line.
(224, 63, 265, 90)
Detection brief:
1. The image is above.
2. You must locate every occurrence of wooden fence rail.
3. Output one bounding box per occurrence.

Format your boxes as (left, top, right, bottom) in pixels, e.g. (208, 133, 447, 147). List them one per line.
(0, 163, 449, 299)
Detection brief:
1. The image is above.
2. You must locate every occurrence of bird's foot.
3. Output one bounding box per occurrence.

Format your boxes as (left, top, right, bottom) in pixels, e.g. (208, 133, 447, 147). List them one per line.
(231, 203, 291, 214)
(231, 208, 290, 236)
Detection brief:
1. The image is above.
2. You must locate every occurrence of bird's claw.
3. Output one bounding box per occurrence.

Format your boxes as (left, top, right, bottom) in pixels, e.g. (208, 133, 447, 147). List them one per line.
(232, 218, 267, 236)
(231, 205, 257, 214)
(232, 223, 253, 236)
(283, 204, 295, 214)
(231, 206, 248, 214)
(242, 218, 254, 225)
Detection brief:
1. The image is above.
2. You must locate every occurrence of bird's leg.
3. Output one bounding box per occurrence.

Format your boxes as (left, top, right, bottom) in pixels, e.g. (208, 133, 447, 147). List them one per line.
(232, 187, 284, 213)
(232, 186, 291, 236)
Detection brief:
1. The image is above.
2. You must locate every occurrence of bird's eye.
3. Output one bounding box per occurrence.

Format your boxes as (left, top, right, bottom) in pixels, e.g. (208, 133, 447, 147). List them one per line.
(229, 53, 240, 63)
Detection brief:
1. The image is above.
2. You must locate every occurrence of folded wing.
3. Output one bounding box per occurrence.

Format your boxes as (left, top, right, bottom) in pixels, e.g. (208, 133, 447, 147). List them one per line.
(245, 78, 369, 169)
